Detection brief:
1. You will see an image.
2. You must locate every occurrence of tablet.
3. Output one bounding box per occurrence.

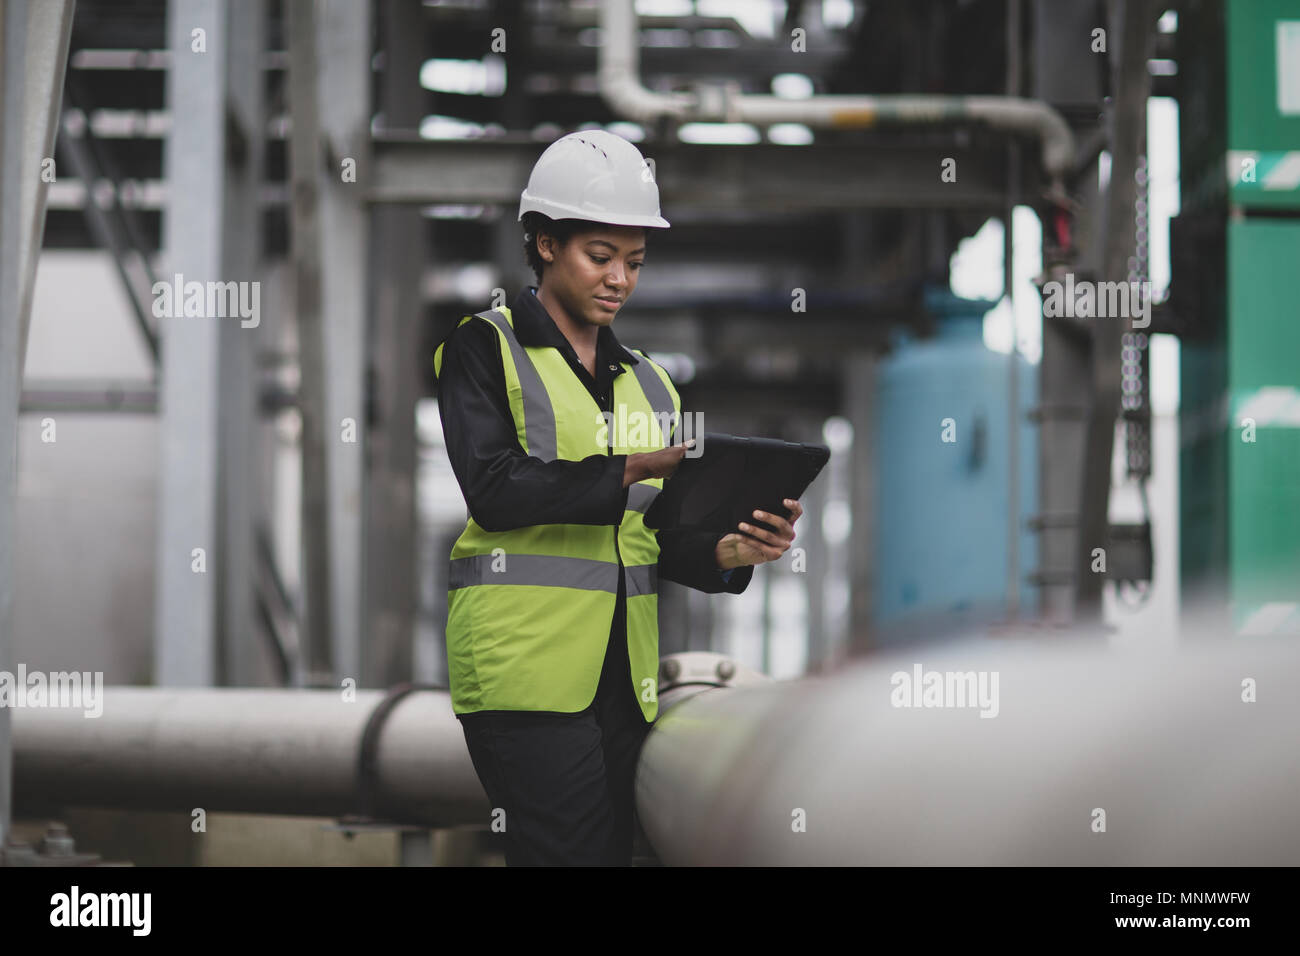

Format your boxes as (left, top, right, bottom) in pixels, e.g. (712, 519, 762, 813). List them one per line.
(642, 433, 830, 536)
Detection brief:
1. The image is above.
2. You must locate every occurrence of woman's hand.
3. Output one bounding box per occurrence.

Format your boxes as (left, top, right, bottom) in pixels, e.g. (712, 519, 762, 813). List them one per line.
(715, 498, 803, 570)
(624, 440, 695, 488)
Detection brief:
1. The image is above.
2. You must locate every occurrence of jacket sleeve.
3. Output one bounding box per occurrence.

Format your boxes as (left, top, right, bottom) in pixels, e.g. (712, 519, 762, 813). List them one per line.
(435, 318, 628, 532)
(656, 527, 754, 594)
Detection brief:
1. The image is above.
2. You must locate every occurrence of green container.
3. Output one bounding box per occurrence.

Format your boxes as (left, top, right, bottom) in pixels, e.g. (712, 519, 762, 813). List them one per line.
(1227, 0, 1300, 209)
(1180, 5, 1300, 631)
(1227, 219, 1300, 632)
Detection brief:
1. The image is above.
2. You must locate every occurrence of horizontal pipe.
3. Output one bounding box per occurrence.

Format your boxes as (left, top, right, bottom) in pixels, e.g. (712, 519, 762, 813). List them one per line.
(10, 657, 762, 830)
(19, 381, 159, 414)
(11, 687, 487, 827)
(22, 639, 1296, 867)
(727, 94, 1074, 177)
(598, 0, 1075, 180)
(636, 635, 1300, 865)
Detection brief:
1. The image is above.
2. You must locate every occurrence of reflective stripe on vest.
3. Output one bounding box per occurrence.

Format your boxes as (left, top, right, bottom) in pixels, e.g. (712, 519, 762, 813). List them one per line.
(476, 308, 559, 461)
(448, 553, 658, 596)
(626, 481, 661, 514)
(627, 353, 677, 445)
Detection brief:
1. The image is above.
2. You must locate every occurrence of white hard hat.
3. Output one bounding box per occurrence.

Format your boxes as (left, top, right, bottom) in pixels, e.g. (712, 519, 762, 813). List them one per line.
(518, 129, 670, 229)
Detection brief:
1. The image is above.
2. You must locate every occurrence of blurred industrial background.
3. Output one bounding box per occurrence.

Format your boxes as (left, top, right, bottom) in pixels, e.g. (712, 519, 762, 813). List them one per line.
(0, 0, 1297, 866)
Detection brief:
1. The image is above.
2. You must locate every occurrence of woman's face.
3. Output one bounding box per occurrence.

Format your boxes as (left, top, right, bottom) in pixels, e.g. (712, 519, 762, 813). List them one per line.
(538, 224, 646, 328)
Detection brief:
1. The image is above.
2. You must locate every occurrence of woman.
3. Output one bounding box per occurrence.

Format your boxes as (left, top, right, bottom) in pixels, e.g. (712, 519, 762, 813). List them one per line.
(433, 129, 802, 865)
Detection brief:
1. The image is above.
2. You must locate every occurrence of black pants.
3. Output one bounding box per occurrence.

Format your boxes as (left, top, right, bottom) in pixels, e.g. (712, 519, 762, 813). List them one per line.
(457, 621, 653, 866)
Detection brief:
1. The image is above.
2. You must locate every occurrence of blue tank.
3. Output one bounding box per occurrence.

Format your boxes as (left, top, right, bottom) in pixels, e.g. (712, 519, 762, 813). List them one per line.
(871, 287, 1039, 640)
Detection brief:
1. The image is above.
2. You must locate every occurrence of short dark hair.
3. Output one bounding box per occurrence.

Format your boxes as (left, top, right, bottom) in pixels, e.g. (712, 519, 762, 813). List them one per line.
(521, 212, 600, 285)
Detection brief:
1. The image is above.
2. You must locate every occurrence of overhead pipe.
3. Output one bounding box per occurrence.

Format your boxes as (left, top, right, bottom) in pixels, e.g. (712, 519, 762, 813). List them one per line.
(597, 0, 1076, 187)
(636, 634, 1300, 865)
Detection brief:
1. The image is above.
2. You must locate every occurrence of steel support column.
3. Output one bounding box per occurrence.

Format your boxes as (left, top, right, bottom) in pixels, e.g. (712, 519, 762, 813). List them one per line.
(364, 0, 425, 687)
(1074, 0, 1152, 623)
(155, 0, 264, 685)
(1031, 0, 1111, 622)
(0, 0, 75, 853)
(287, 0, 334, 682)
(220, 0, 266, 685)
(315, 0, 371, 688)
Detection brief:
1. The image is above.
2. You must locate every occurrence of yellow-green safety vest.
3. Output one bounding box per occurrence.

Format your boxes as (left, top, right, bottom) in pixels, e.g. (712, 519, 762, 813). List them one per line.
(433, 305, 681, 722)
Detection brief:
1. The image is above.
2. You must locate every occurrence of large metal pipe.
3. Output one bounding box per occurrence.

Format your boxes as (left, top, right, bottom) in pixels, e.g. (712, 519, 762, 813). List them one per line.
(597, 0, 1075, 182)
(16, 639, 1299, 866)
(8, 659, 755, 829)
(11, 688, 487, 827)
(7, 658, 762, 836)
(636, 635, 1300, 865)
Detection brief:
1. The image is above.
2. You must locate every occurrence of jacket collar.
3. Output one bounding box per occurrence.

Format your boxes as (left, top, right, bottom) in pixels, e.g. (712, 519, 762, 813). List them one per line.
(510, 286, 640, 368)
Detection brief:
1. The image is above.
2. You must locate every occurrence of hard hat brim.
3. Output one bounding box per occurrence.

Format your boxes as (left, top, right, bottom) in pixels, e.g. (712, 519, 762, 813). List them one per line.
(518, 196, 670, 229)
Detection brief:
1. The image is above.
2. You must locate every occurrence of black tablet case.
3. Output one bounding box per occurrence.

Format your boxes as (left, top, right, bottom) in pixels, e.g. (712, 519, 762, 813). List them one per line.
(642, 433, 830, 536)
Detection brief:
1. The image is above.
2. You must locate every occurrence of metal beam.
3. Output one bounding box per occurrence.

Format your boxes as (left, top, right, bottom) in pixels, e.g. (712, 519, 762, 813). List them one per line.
(288, 0, 334, 683)
(364, 0, 426, 688)
(316, 0, 371, 688)
(53, 110, 161, 365)
(155, 0, 263, 686)
(1074, 0, 1152, 623)
(19, 380, 157, 414)
(1031, 0, 1112, 623)
(1, 0, 75, 375)
(154, 0, 221, 685)
(218, 0, 266, 686)
(369, 138, 1034, 211)
(0, 0, 76, 851)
